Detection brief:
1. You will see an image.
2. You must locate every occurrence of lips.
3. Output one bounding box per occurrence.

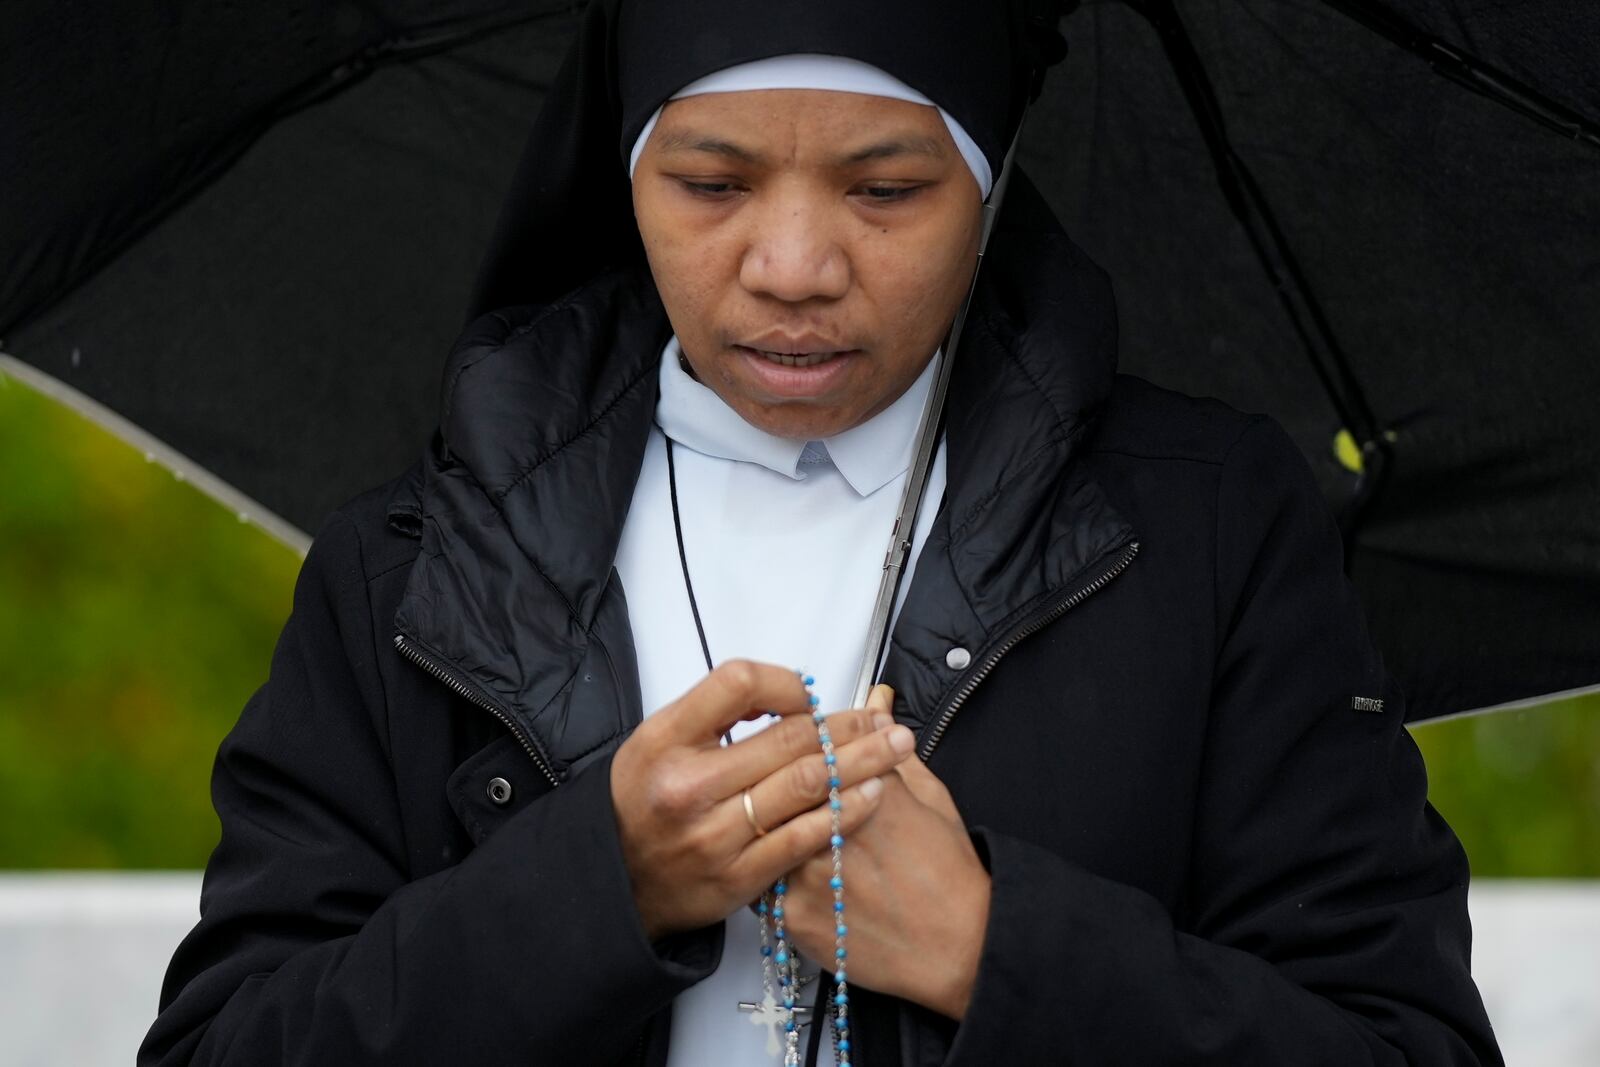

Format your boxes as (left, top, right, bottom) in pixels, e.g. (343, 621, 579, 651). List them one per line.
(731, 341, 858, 399)
(750, 349, 842, 367)
(736, 331, 856, 371)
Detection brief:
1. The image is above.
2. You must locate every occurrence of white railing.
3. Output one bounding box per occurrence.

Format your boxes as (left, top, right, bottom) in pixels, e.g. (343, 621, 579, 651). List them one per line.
(0, 873, 1594, 1065)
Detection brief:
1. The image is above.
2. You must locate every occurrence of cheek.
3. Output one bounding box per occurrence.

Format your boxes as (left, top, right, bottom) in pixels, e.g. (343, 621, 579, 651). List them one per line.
(870, 189, 975, 280)
(637, 198, 739, 329)
(858, 227, 973, 335)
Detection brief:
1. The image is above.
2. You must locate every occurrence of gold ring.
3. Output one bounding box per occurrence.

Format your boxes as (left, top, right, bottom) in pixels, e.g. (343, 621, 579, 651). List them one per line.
(742, 788, 767, 837)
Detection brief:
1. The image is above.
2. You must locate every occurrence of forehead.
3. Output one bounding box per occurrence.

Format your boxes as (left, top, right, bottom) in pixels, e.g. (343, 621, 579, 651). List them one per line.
(652, 90, 954, 162)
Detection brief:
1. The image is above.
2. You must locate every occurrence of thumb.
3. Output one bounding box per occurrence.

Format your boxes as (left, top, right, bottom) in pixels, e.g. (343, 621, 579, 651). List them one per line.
(872, 684, 963, 825)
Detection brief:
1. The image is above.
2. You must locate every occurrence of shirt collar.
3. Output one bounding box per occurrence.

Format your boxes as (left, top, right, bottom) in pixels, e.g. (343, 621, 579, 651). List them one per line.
(655, 336, 938, 497)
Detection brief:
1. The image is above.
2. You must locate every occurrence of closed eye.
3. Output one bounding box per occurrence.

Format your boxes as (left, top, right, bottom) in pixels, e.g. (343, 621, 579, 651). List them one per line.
(857, 184, 925, 204)
(678, 179, 742, 199)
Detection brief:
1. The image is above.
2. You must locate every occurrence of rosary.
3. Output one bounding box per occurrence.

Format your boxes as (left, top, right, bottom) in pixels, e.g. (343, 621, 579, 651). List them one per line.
(668, 439, 852, 1067)
(752, 672, 851, 1067)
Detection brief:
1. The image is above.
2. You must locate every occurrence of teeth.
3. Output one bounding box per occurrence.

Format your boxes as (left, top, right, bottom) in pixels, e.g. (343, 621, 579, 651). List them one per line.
(757, 350, 839, 367)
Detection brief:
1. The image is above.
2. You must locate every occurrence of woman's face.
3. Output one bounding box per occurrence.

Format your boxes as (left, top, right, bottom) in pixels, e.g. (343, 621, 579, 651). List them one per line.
(632, 89, 984, 439)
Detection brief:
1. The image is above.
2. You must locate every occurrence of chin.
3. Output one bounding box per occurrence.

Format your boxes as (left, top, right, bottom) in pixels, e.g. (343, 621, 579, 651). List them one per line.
(741, 402, 855, 441)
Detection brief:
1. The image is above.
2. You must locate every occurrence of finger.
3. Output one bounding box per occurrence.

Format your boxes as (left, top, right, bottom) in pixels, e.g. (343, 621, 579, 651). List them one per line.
(894, 758, 963, 824)
(739, 719, 915, 837)
(866, 682, 958, 819)
(704, 704, 885, 798)
(652, 660, 812, 745)
(738, 777, 887, 885)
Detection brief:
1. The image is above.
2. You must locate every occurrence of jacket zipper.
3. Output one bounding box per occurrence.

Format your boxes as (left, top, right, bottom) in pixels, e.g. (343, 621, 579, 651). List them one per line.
(398, 629, 657, 1061)
(392, 632, 562, 789)
(397, 630, 656, 1061)
(919, 540, 1140, 761)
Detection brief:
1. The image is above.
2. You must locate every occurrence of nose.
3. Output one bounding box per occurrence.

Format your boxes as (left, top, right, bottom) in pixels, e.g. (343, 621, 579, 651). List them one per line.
(738, 190, 851, 304)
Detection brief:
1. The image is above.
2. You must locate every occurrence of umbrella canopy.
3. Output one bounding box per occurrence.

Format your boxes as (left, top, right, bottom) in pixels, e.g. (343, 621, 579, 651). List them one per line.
(3, 0, 578, 540)
(1029, 1, 1600, 719)
(3, 0, 1596, 719)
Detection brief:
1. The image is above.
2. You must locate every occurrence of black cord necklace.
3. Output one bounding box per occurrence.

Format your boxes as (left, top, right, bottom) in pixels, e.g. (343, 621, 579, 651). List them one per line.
(665, 435, 715, 677)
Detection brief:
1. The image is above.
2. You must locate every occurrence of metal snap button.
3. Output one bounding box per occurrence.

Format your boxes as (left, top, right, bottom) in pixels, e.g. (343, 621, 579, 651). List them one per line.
(945, 647, 972, 670)
(486, 777, 513, 805)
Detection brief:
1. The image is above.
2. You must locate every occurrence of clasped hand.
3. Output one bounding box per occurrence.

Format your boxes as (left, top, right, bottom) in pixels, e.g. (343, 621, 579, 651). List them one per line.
(611, 662, 991, 1020)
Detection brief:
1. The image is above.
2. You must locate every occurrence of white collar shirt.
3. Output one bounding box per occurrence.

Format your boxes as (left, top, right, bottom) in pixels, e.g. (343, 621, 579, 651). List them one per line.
(613, 336, 947, 1064)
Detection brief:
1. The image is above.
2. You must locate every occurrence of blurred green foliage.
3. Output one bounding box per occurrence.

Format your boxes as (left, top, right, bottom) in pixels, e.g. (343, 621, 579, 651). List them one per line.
(1, 368, 1596, 873)
(1412, 694, 1600, 877)
(0, 370, 301, 867)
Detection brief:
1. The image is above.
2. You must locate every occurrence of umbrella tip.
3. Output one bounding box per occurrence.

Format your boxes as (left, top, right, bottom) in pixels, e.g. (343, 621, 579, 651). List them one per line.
(1333, 428, 1365, 474)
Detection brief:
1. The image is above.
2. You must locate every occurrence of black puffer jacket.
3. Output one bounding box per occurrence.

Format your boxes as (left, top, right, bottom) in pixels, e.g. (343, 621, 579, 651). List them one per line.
(141, 177, 1500, 1066)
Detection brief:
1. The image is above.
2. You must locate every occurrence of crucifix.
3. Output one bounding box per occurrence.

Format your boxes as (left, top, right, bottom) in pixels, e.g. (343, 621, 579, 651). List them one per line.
(738, 972, 818, 1058)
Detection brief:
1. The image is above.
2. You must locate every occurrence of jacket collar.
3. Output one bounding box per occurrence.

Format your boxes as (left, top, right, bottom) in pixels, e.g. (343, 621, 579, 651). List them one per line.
(881, 174, 1137, 736)
(392, 172, 1136, 780)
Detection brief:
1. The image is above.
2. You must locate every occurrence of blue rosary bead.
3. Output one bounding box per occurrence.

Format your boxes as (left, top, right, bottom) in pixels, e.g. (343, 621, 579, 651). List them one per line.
(760, 671, 850, 1062)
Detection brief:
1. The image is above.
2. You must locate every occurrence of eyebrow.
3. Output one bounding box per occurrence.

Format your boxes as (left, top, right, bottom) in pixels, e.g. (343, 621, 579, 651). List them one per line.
(654, 130, 765, 163)
(653, 128, 948, 168)
(836, 135, 947, 165)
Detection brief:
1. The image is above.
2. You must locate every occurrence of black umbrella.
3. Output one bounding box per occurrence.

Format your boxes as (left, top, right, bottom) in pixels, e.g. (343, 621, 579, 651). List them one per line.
(3, 0, 1596, 720)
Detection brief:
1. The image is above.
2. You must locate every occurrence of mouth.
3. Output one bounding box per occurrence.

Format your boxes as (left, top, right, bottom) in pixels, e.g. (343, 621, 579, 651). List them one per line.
(746, 348, 845, 368)
(730, 343, 860, 399)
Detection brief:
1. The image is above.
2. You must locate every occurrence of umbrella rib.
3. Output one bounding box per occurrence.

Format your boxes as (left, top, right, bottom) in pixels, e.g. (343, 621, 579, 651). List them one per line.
(3, 6, 578, 340)
(1122, 0, 1394, 547)
(1321, 0, 1600, 151)
(0, 353, 311, 555)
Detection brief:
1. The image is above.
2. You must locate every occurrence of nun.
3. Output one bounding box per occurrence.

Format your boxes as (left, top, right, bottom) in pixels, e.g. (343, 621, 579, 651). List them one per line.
(141, 1, 1501, 1065)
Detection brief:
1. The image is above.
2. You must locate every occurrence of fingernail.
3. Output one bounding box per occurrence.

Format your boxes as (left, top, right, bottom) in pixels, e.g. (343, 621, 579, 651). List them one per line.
(872, 710, 891, 730)
(861, 777, 884, 799)
(888, 725, 915, 754)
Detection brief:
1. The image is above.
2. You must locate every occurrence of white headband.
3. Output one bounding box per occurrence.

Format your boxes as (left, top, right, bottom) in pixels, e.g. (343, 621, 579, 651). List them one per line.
(626, 53, 994, 198)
